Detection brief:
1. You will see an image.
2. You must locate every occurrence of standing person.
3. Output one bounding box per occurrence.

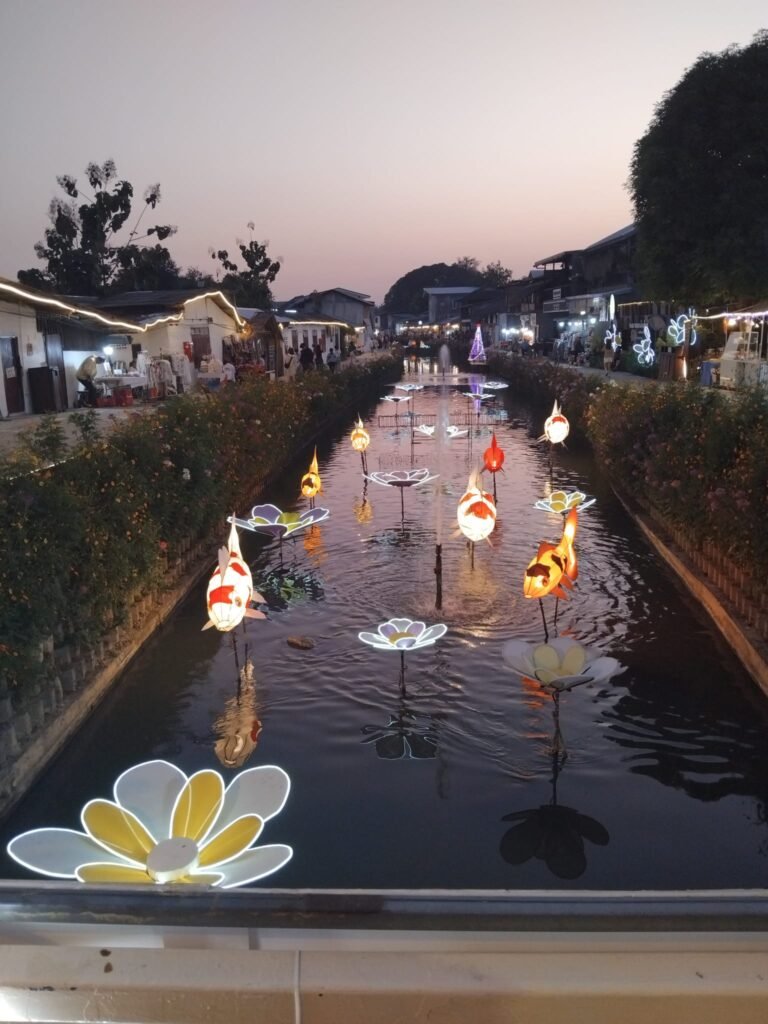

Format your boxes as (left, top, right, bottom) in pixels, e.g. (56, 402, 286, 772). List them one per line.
(76, 354, 106, 407)
(299, 342, 314, 373)
(326, 344, 339, 373)
(603, 337, 614, 375)
(313, 341, 324, 370)
(222, 359, 237, 384)
(283, 346, 297, 379)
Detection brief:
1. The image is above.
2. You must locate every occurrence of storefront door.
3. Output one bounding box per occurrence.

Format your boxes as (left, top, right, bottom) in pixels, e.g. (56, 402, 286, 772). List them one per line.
(0, 336, 24, 414)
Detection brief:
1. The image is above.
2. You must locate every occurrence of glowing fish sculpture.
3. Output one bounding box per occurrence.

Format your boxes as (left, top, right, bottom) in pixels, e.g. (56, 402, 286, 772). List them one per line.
(301, 448, 322, 499)
(523, 508, 578, 600)
(483, 433, 505, 474)
(350, 417, 370, 452)
(203, 521, 266, 631)
(457, 473, 497, 543)
(541, 401, 570, 445)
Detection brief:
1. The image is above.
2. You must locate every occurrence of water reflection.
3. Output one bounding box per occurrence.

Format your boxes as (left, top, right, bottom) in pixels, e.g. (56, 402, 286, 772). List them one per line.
(258, 564, 324, 611)
(213, 659, 263, 768)
(500, 694, 609, 879)
(361, 701, 439, 760)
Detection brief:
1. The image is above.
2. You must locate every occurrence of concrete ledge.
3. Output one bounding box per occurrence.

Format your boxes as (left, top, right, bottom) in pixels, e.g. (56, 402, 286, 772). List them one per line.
(614, 491, 768, 698)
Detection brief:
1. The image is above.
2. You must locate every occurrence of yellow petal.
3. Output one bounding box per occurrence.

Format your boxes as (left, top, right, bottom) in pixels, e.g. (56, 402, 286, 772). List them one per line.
(535, 668, 556, 685)
(532, 644, 560, 671)
(198, 815, 263, 867)
(172, 771, 224, 842)
(77, 862, 152, 884)
(82, 800, 154, 862)
(561, 644, 587, 676)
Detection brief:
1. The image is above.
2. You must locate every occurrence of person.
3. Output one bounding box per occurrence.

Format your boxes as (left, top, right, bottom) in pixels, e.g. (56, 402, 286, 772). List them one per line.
(76, 354, 106, 407)
(299, 342, 314, 373)
(283, 346, 297, 379)
(603, 337, 613, 375)
(326, 344, 339, 373)
(253, 353, 266, 374)
(313, 341, 324, 370)
(222, 360, 237, 384)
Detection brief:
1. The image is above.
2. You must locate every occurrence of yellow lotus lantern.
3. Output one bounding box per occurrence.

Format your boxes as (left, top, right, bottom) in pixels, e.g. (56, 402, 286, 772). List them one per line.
(542, 401, 570, 445)
(523, 508, 579, 601)
(350, 416, 370, 472)
(350, 417, 370, 453)
(300, 447, 322, 506)
(457, 474, 497, 543)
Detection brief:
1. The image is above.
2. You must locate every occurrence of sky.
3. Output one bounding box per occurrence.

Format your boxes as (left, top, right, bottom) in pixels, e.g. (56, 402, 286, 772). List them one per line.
(0, 1, 765, 304)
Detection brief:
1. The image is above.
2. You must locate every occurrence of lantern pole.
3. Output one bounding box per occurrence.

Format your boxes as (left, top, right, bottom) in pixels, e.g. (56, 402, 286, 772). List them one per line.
(399, 650, 406, 697)
(492, 472, 497, 504)
(553, 596, 560, 633)
(470, 540, 475, 571)
(400, 485, 405, 526)
(231, 630, 241, 673)
(538, 598, 549, 642)
(434, 543, 443, 610)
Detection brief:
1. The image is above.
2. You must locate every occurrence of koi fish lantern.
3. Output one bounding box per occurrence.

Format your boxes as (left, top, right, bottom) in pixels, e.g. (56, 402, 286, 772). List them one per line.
(542, 401, 569, 445)
(301, 448, 322, 499)
(523, 508, 578, 600)
(457, 477, 497, 543)
(483, 433, 505, 473)
(350, 417, 370, 452)
(203, 521, 266, 632)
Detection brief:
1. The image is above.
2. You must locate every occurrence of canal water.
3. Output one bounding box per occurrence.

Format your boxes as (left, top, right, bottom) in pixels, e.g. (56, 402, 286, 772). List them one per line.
(2, 363, 767, 890)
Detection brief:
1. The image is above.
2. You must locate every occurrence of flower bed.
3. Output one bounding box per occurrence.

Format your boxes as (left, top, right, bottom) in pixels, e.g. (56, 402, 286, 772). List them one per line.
(0, 354, 401, 692)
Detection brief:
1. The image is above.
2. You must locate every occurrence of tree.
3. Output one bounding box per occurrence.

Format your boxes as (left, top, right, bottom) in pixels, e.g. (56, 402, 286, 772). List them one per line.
(210, 225, 281, 307)
(630, 32, 768, 306)
(382, 258, 514, 312)
(17, 160, 177, 296)
(483, 260, 514, 287)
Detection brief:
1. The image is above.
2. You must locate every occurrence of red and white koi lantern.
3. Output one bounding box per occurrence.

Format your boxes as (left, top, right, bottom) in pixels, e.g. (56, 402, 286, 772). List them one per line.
(543, 401, 569, 445)
(457, 484, 497, 543)
(203, 521, 266, 632)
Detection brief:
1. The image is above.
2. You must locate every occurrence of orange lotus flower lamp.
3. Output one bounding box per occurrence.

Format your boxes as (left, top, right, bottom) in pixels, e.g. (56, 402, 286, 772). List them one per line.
(301, 448, 322, 506)
(523, 508, 578, 638)
(542, 401, 570, 446)
(457, 474, 497, 545)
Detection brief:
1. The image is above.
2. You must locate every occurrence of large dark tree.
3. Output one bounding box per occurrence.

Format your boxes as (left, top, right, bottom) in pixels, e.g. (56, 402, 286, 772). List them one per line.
(18, 160, 177, 296)
(382, 258, 512, 313)
(630, 32, 768, 306)
(210, 225, 281, 307)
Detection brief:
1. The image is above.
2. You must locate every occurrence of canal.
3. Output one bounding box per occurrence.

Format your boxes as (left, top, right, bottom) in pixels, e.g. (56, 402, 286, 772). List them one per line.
(2, 362, 767, 890)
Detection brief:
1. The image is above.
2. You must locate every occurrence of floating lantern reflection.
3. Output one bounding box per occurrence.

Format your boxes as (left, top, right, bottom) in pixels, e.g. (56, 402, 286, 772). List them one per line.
(481, 381, 509, 390)
(457, 474, 497, 544)
(534, 490, 595, 515)
(230, 504, 330, 540)
(541, 401, 570, 445)
(203, 521, 266, 632)
(300, 448, 322, 506)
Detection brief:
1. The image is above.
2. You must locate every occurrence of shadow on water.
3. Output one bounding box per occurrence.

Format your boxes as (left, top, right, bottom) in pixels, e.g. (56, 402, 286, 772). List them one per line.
(2, 363, 768, 889)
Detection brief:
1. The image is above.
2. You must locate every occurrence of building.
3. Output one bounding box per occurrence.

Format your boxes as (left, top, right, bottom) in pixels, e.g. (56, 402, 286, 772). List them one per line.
(423, 287, 480, 325)
(280, 288, 376, 350)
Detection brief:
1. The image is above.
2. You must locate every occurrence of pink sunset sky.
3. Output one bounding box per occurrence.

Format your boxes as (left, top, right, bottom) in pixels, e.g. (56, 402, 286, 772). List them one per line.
(0, 0, 765, 304)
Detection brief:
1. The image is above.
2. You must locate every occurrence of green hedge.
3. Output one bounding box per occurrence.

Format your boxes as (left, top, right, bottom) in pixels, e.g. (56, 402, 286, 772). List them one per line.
(487, 353, 768, 575)
(0, 354, 401, 686)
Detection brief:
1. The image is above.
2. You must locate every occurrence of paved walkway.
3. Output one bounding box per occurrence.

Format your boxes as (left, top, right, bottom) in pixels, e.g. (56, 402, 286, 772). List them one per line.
(0, 404, 154, 455)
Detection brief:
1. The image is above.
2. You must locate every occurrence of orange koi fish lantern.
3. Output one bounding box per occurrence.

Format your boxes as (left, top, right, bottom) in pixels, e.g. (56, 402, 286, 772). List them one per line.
(542, 401, 570, 445)
(350, 417, 370, 453)
(203, 521, 266, 632)
(457, 477, 497, 543)
(483, 433, 505, 473)
(301, 448, 322, 499)
(523, 508, 579, 600)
